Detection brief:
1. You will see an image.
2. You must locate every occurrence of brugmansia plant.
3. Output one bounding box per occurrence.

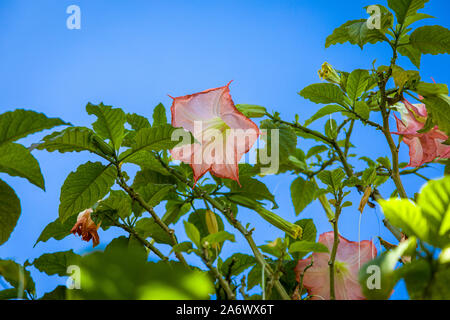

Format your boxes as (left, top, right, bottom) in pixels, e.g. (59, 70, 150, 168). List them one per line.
(1, 0, 450, 300)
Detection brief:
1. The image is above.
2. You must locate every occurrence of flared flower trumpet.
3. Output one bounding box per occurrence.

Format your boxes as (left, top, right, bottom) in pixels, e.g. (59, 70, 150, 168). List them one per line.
(393, 99, 450, 167)
(170, 82, 260, 184)
(295, 231, 376, 300)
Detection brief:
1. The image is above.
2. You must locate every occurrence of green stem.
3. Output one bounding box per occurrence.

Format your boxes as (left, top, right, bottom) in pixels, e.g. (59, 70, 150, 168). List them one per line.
(115, 165, 189, 268)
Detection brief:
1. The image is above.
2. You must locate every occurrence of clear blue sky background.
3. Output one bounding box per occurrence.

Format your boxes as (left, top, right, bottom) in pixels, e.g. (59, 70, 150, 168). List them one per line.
(0, 0, 449, 299)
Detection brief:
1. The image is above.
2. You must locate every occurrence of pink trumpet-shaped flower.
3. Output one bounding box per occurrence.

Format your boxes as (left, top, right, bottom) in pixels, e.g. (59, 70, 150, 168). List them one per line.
(170, 82, 260, 184)
(393, 99, 450, 167)
(295, 231, 376, 300)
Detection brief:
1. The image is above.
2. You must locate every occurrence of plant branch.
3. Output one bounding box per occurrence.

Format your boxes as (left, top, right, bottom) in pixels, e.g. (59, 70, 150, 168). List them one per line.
(114, 164, 189, 267)
(155, 154, 291, 300)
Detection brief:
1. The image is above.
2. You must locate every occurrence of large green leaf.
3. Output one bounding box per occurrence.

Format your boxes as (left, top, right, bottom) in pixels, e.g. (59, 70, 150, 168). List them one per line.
(135, 218, 173, 245)
(183, 221, 201, 248)
(228, 177, 278, 209)
(152, 103, 168, 126)
(299, 83, 345, 105)
(304, 105, 345, 127)
(0, 142, 44, 189)
(347, 69, 369, 102)
(410, 25, 450, 55)
(34, 215, 78, 247)
(398, 44, 422, 69)
(98, 190, 132, 219)
(422, 95, 450, 136)
(0, 179, 21, 246)
(325, 8, 393, 49)
(0, 259, 35, 293)
(289, 240, 329, 254)
(417, 177, 450, 246)
(387, 0, 429, 25)
(86, 102, 126, 150)
(379, 199, 430, 242)
(67, 247, 213, 299)
(0, 109, 68, 146)
(122, 150, 169, 175)
(126, 113, 151, 131)
(32, 250, 81, 277)
(290, 177, 317, 215)
(220, 253, 256, 277)
(127, 125, 185, 158)
(317, 168, 346, 191)
(34, 127, 104, 157)
(59, 162, 117, 222)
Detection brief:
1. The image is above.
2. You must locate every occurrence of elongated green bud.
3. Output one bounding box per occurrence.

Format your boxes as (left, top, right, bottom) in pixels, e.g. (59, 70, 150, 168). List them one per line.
(236, 104, 267, 118)
(255, 207, 302, 240)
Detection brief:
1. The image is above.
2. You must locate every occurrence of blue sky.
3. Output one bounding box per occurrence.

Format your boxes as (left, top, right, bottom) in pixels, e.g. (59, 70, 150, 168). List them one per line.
(0, 0, 449, 299)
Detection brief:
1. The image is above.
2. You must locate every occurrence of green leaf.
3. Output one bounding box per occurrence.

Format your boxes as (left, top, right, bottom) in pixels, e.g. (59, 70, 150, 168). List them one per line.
(347, 69, 369, 102)
(410, 25, 450, 55)
(34, 127, 105, 157)
(32, 250, 81, 276)
(379, 199, 430, 242)
(183, 221, 201, 248)
(398, 44, 422, 69)
(170, 242, 194, 254)
(417, 177, 450, 246)
(137, 184, 175, 207)
(387, 0, 429, 25)
(135, 218, 173, 245)
(0, 288, 20, 300)
(304, 105, 345, 127)
(129, 125, 185, 156)
(228, 177, 278, 209)
(296, 219, 317, 242)
(59, 162, 117, 222)
(290, 177, 317, 215)
(122, 150, 168, 175)
(403, 12, 434, 27)
(259, 238, 285, 258)
(86, 102, 126, 150)
(0, 179, 21, 246)
(127, 113, 151, 131)
(202, 231, 235, 245)
(152, 103, 168, 126)
(34, 215, 78, 247)
(258, 120, 297, 174)
(0, 143, 45, 189)
(299, 83, 345, 105)
(354, 101, 370, 120)
(306, 145, 328, 159)
(289, 241, 329, 254)
(422, 95, 450, 136)
(0, 109, 68, 146)
(98, 190, 132, 219)
(317, 169, 346, 191)
(359, 237, 416, 300)
(220, 253, 256, 277)
(0, 260, 35, 293)
(67, 247, 213, 299)
(40, 286, 67, 300)
(326, 11, 393, 49)
(325, 119, 338, 139)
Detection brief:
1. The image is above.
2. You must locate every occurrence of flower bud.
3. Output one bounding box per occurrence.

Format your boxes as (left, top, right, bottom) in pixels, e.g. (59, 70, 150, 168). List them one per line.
(318, 62, 341, 85)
